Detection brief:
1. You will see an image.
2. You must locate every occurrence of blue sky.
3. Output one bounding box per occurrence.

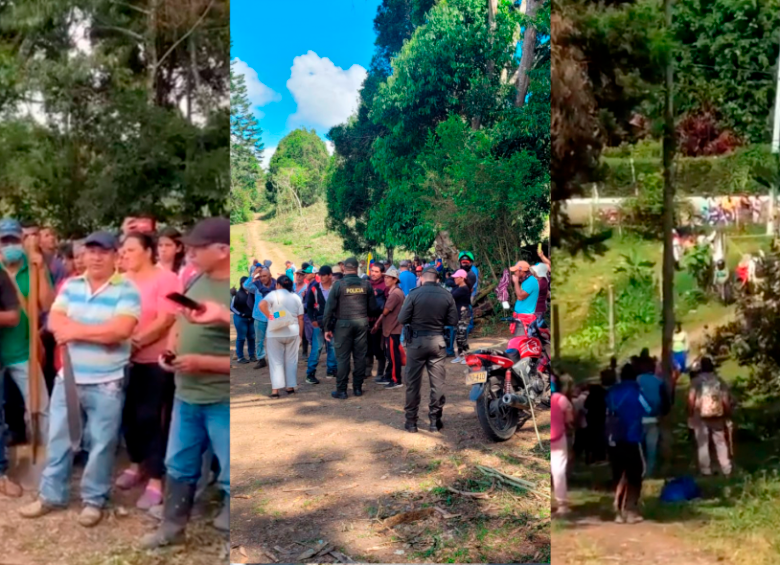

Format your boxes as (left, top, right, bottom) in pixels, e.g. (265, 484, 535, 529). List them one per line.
(231, 0, 382, 167)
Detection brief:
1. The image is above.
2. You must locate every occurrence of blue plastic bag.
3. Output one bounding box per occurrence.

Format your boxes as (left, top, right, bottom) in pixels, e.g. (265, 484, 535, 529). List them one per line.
(660, 475, 701, 503)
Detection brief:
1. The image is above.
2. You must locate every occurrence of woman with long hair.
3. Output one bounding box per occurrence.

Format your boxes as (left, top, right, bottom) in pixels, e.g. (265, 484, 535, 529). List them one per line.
(116, 232, 182, 509)
(157, 227, 186, 275)
(259, 275, 304, 398)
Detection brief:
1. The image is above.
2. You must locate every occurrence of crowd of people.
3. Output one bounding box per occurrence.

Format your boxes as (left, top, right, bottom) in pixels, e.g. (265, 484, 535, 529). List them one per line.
(0, 214, 230, 549)
(232, 248, 551, 432)
(551, 332, 735, 523)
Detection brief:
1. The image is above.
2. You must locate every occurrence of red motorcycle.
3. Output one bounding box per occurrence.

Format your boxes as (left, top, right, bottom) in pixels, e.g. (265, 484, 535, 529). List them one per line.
(465, 314, 551, 441)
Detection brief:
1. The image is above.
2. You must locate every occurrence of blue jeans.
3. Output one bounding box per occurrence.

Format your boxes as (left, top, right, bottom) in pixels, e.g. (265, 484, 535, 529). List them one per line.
(233, 315, 256, 360)
(307, 327, 337, 376)
(254, 319, 268, 360)
(643, 421, 660, 477)
(165, 398, 229, 495)
(444, 327, 456, 356)
(673, 351, 687, 373)
(39, 379, 124, 507)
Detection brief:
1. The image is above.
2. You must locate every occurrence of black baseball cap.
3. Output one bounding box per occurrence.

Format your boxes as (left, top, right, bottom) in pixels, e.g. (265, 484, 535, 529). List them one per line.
(182, 217, 229, 247)
(319, 265, 333, 276)
(84, 231, 119, 251)
(343, 257, 359, 269)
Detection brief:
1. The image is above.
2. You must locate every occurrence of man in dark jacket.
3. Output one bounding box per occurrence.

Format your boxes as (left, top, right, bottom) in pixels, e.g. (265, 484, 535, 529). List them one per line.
(323, 258, 377, 399)
(399, 267, 458, 433)
(305, 266, 337, 384)
(230, 276, 256, 364)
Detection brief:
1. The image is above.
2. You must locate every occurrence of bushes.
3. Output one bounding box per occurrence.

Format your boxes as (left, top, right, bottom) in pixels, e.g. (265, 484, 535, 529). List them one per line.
(600, 144, 775, 197)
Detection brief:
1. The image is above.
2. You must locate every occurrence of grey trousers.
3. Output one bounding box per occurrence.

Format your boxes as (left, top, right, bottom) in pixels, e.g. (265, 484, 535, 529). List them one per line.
(404, 335, 447, 423)
(693, 418, 732, 476)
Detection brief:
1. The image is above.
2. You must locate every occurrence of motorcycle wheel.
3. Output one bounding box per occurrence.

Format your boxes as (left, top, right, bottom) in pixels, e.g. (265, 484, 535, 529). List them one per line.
(475, 377, 520, 442)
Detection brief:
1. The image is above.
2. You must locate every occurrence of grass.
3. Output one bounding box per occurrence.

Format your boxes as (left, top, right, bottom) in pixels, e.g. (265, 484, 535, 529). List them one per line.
(230, 223, 250, 288)
(554, 230, 771, 380)
(263, 202, 348, 266)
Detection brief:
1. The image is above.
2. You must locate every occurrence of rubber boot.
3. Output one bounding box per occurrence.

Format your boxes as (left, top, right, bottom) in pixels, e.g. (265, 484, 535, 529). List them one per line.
(139, 478, 196, 549)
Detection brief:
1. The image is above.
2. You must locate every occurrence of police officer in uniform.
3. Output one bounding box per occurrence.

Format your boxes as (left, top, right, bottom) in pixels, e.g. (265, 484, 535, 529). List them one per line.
(398, 266, 458, 432)
(323, 257, 377, 399)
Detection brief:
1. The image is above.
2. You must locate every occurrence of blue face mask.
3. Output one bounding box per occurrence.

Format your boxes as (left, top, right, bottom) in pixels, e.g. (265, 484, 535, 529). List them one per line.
(1, 244, 24, 263)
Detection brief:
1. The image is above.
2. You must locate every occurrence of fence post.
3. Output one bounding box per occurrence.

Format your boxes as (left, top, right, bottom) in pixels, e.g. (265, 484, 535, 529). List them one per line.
(608, 284, 616, 356)
(552, 303, 560, 361)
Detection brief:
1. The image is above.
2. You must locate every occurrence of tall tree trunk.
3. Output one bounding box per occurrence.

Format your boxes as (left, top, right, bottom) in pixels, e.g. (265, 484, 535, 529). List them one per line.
(147, 0, 159, 105)
(661, 0, 676, 380)
(472, 0, 499, 130)
(434, 231, 460, 270)
(515, 0, 539, 107)
(387, 247, 394, 264)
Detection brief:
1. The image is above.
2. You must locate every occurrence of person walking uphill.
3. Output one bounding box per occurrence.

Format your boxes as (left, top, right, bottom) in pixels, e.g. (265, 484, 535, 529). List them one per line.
(322, 257, 377, 400)
(399, 267, 458, 433)
(141, 217, 231, 548)
(20, 231, 141, 527)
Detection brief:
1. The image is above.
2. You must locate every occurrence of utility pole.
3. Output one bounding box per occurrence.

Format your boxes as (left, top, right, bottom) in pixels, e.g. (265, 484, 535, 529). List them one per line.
(768, 35, 780, 235)
(661, 0, 676, 381)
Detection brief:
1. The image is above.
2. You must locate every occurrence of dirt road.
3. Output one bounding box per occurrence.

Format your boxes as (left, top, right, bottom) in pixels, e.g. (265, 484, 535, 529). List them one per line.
(552, 518, 724, 564)
(246, 217, 302, 274)
(230, 333, 551, 564)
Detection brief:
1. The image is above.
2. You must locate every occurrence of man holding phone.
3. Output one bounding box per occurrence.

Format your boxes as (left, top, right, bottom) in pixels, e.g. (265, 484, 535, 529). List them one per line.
(142, 217, 231, 548)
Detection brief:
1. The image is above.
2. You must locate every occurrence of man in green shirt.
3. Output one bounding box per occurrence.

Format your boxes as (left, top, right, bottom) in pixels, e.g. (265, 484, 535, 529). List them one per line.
(0, 218, 54, 445)
(141, 217, 230, 549)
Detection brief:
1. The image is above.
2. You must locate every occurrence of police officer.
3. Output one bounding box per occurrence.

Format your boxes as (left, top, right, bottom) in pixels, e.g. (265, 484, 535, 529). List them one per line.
(323, 257, 377, 399)
(398, 266, 458, 433)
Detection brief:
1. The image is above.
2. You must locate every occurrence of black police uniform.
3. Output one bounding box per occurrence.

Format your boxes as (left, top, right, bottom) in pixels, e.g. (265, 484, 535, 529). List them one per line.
(398, 278, 458, 429)
(322, 273, 377, 394)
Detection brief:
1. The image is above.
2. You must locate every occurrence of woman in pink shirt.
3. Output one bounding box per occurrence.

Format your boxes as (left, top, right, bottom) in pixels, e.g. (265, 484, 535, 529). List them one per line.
(116, 232, 182, 509)
(551, 375, 575, 516)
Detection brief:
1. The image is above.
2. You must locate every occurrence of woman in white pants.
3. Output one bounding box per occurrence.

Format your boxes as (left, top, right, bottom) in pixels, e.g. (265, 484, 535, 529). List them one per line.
(259, 275, 304, 398)
(551, 375, 575, 516)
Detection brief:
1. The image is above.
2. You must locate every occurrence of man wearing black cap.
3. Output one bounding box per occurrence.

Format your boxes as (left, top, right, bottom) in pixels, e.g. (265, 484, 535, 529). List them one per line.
(398, 266, 458, 433)
(322, 257, 377, 399)
(142, 217, 231, 548)
(305, 265, 337, 383)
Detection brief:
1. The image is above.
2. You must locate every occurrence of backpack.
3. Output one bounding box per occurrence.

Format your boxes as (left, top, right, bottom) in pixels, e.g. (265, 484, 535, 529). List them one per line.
(698, 375, 725, 418)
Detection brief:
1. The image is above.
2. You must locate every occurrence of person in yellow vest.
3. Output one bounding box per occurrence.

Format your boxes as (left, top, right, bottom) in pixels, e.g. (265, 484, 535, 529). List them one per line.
(672, 322, 690, 373)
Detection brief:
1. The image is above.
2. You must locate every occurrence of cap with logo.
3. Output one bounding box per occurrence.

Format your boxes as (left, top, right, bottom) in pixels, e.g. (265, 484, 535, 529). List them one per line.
(85, 231, 119, 251)
(458, 251, 475, 262)
(182, 217, 230, 247)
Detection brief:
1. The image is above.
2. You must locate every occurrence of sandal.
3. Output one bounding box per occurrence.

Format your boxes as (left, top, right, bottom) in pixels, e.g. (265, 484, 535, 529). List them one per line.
(115, 469, 142, 490)
(270, 393, 280, 398)
(136, 486, 163, 510)
(286, 388, 296, 394)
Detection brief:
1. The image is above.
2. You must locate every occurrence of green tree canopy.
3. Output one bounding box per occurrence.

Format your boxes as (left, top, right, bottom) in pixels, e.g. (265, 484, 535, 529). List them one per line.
(266, 128, 331, 214)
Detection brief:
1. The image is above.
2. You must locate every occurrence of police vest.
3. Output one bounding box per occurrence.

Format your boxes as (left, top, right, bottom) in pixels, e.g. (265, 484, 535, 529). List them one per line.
(336, 278, 370, 320)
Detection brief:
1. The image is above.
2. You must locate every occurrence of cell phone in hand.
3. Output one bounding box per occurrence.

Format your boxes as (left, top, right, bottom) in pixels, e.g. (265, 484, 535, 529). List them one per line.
(165, 292, 204, 311)
(160, 351, 176, 372)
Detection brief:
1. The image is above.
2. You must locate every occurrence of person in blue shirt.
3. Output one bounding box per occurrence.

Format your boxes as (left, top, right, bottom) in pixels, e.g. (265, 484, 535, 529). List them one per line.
(510, 260, 539, 314)
(243, 263, 276, 369)
(606, 363, 652, 524)
(635, 354, 670, 477)
(398, 260, 417, 297)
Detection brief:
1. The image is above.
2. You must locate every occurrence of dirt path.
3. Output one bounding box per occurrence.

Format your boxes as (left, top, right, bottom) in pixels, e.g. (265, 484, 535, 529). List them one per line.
(246, 217, 301, 274)
(229, 334, 551, 564)
(552, 518, 724, 564)
(0, 457, 227, 565)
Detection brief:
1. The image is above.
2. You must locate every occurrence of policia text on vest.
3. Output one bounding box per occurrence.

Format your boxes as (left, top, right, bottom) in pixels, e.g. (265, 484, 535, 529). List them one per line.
(322, 267, 378, 398)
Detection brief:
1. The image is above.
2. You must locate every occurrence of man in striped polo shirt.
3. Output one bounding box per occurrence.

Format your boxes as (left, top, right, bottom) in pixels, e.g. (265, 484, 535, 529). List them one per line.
(20, 231, 141, 528)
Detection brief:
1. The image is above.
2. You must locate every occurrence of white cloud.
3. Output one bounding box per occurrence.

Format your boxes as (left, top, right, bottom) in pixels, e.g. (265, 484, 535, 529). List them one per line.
(261, 146, 277, 170)
(325, 140, 335, 155)
(232, 57, 282, 111)
(286, 51, 366, 131)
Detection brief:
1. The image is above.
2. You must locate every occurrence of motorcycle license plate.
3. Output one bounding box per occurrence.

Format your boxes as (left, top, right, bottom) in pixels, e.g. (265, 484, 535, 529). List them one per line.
(466, 371, 487, 385)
